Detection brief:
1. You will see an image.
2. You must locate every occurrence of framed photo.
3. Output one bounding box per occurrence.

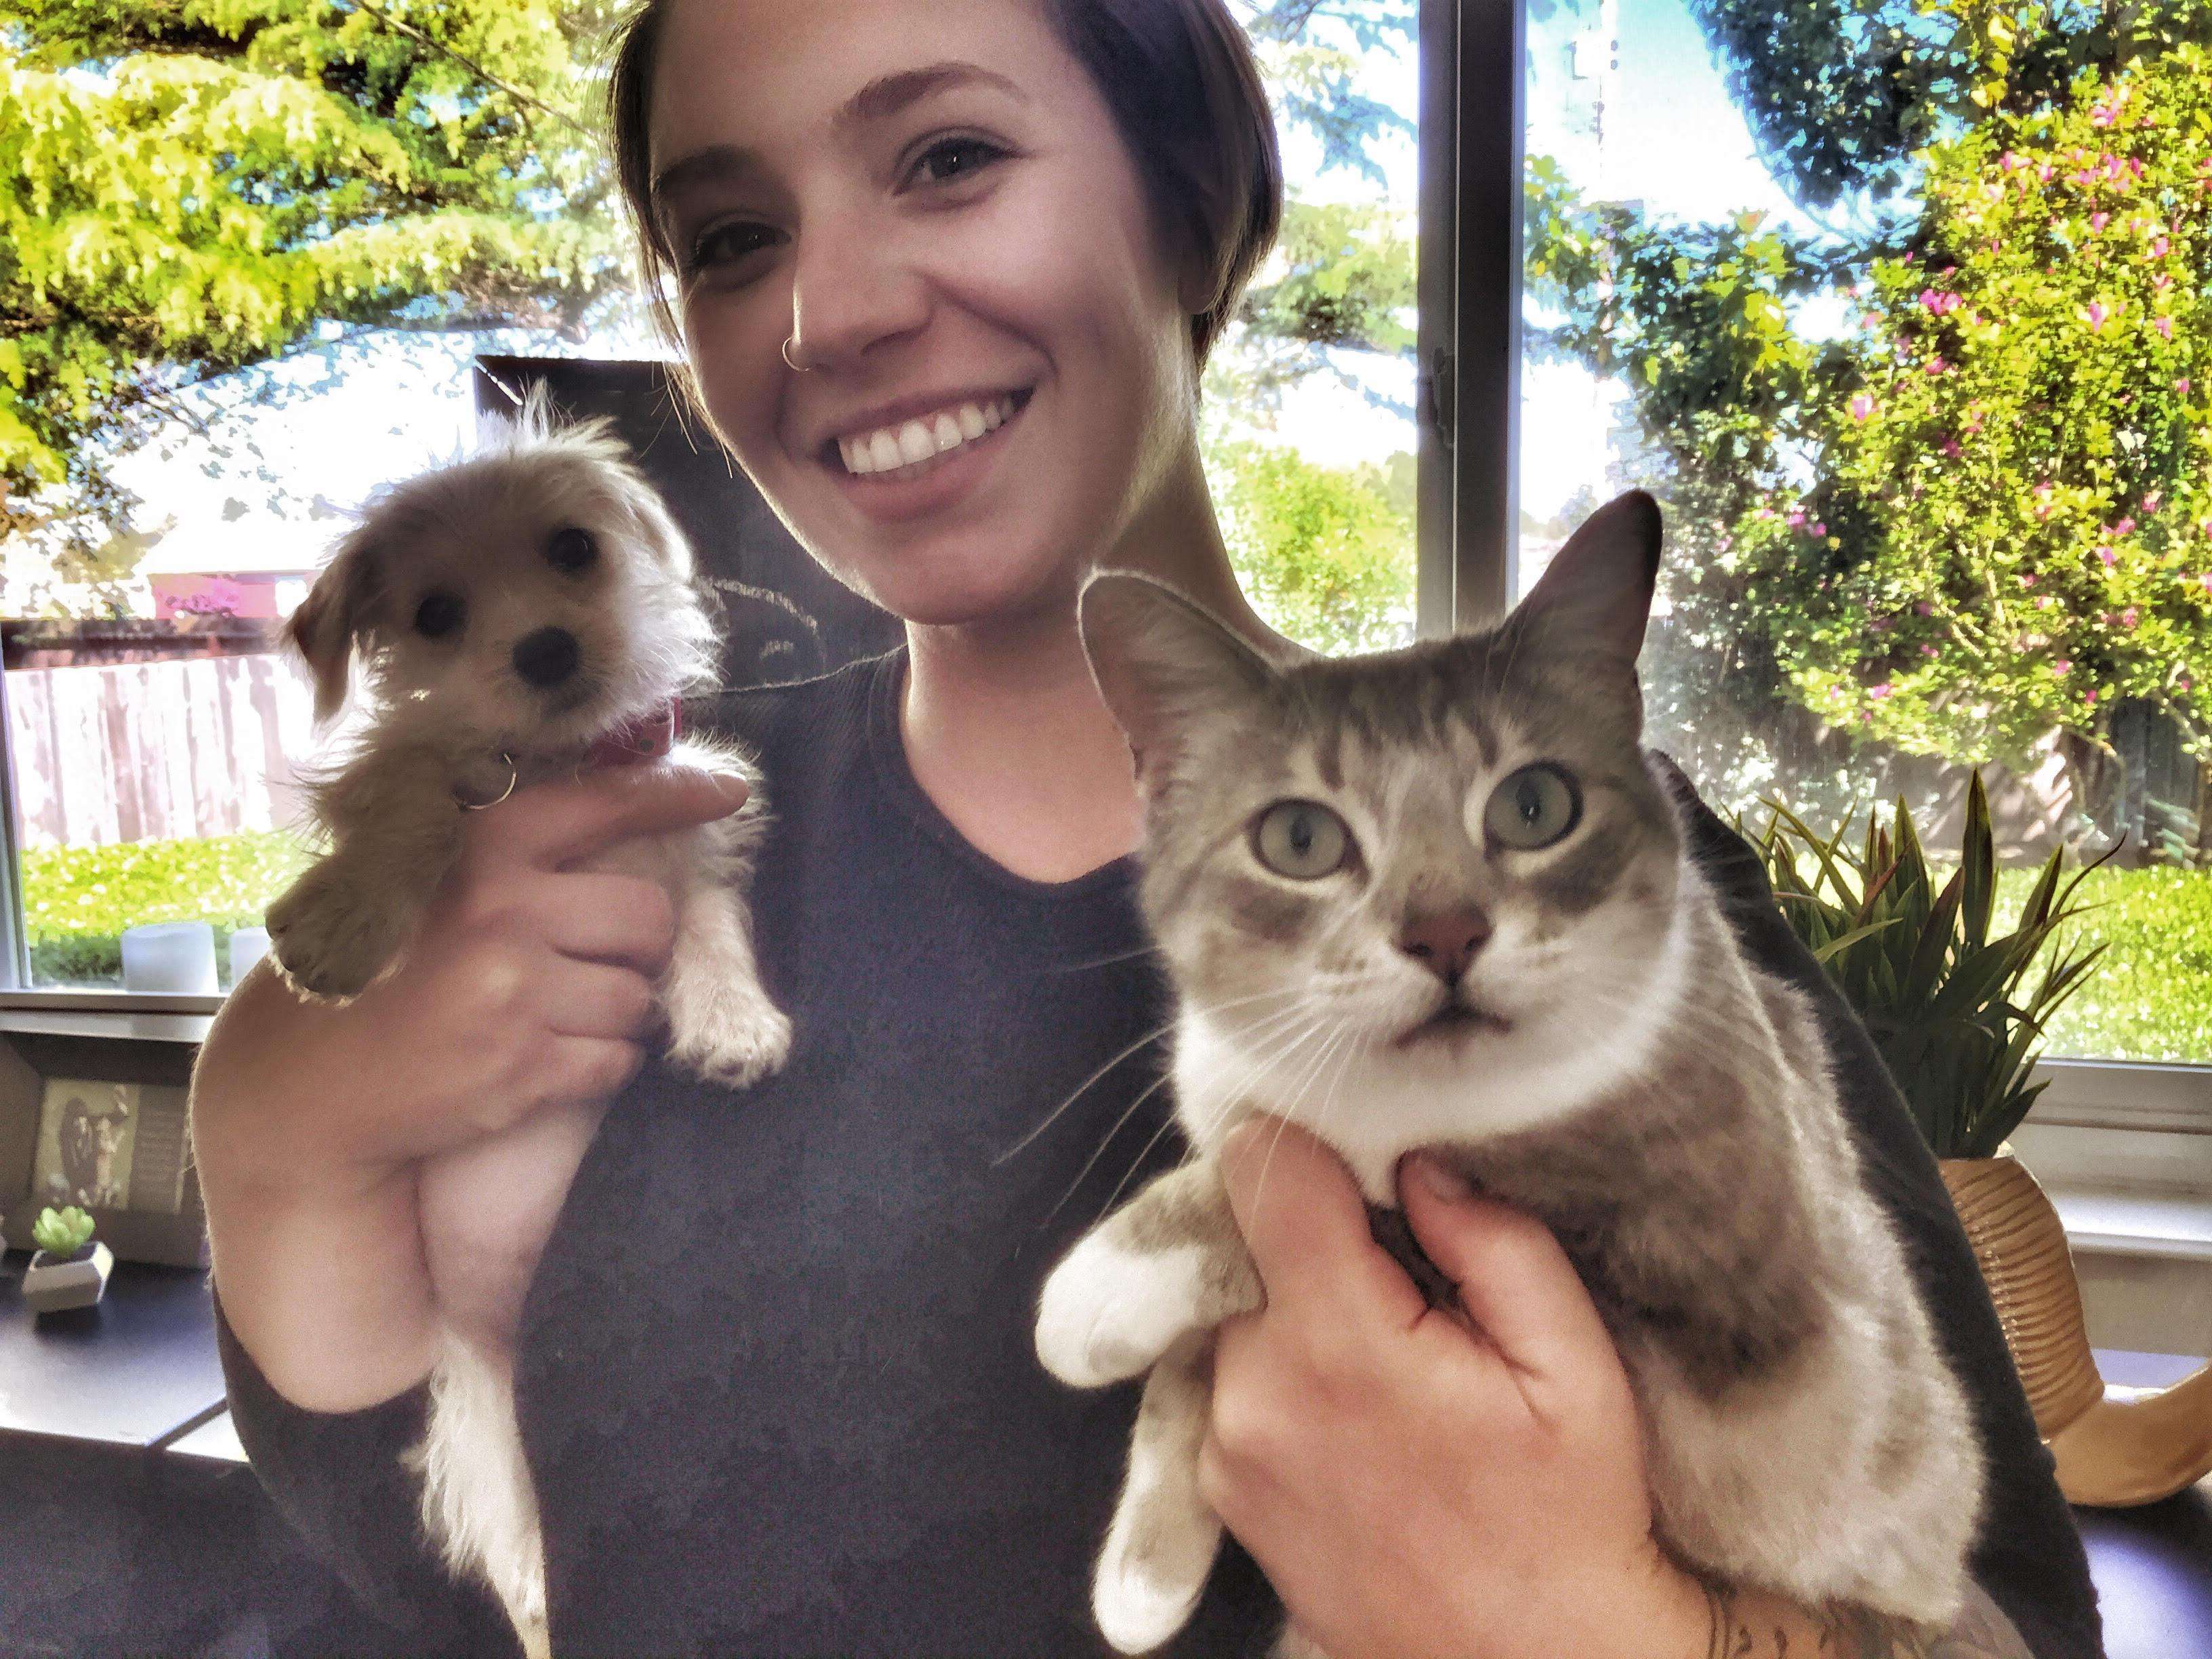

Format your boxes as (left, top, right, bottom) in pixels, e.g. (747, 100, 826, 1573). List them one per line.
(30, 1080, 190, 1217)
(0, 1033, 206, 1267)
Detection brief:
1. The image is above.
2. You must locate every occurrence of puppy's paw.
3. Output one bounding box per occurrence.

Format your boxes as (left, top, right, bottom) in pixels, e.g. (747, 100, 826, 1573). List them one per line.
(1036, 1234, 1210, 1388)
(264, 864, 411, 1002)
(666, 985, 792, 1090)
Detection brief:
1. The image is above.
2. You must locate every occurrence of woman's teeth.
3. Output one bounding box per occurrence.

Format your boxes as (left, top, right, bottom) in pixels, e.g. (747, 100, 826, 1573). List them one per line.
(837, 395, 1019, 477)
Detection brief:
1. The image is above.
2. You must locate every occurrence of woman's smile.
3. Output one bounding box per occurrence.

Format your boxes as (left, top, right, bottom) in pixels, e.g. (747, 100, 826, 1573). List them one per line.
(818, 386, 1034, 524)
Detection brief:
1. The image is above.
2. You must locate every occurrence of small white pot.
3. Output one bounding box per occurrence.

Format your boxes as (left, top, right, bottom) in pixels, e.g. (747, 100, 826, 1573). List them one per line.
(23, 1241, 113, 1313)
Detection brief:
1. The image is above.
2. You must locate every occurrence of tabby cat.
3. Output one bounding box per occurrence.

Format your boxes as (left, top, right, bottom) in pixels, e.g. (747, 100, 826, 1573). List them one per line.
(1033, 492, 1985, 1656)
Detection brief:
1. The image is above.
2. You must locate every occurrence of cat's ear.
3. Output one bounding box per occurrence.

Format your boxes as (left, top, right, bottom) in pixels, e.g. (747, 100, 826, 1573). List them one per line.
(1511, 490, 1662, 663)
(1079, 571, 1275, 791)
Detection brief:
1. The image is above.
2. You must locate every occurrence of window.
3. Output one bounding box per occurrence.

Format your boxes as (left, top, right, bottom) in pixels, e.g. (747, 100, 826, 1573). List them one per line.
(1204, 5, 1423, 655)
(1496, 0, 2211, 1071)
(0, 331, 605, 996)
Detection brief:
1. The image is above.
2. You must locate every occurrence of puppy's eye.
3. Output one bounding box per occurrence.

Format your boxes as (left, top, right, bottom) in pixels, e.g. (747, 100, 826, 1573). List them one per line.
(548, 528, 597, 574)
(414, 592, 464, 639)
(1252, 800, 1352, 880)
(1483, 764, 1582, 851)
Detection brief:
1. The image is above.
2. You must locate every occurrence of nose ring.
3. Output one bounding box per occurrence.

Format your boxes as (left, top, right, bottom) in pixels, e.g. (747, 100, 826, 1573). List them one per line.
(781, 336, 810, 373)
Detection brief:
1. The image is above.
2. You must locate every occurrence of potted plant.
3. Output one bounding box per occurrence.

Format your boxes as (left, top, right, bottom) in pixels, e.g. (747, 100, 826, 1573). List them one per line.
(22, 1205, 112, 1313)
(1749, 775, 2212, 1505)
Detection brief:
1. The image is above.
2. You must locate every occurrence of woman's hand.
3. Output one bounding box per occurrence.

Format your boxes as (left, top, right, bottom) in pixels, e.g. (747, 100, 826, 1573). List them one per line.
(195, 763, 752, 1195)
(191, 764, 751, 1411)
(1200, 1115, 1710, 1659)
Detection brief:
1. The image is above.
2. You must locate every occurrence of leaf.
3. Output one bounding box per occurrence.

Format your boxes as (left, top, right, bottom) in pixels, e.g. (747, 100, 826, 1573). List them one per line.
(1903, 869, 1965, 1008)
(1961, 772, 1995, 952)
(1810, 916, 1902, 962)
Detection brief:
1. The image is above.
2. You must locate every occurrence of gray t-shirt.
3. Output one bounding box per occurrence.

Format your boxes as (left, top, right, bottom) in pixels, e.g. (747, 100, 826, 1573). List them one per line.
(216, 648, 2102, 1658)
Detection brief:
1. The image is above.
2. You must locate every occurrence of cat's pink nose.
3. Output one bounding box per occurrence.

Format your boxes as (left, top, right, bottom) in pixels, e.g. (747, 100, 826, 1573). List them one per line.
(1398, 907, 1491, 983)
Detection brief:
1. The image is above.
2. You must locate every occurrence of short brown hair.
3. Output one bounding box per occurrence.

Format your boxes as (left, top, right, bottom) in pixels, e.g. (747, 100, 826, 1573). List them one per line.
(604, 0, 1282, 373)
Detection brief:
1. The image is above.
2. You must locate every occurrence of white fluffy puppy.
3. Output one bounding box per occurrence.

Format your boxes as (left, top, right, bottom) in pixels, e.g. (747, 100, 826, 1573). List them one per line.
(266, 400, 790, 1658)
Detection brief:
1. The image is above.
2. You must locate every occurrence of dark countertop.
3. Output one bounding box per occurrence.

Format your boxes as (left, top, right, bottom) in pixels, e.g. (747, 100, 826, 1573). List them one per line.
(0, 1250, 226, 1448)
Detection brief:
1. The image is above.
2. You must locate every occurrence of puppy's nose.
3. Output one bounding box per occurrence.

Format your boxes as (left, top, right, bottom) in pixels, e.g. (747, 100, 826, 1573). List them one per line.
(513, 627, 581, 689)
(1397, 907, 1491, 985)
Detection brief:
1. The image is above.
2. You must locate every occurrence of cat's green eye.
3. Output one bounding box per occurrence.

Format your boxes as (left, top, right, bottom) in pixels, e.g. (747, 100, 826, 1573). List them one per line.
(1252, 800, 1351, 880)
(1483, 764, 1582, 851)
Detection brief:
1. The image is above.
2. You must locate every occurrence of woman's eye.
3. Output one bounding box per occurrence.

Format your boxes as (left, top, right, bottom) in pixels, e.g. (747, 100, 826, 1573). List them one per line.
(1252, 800, 1352, 880)
(414, 592, 464, 640)
(684, 220, 777, 274)
(907, 136, 1004, 189)
(1483, 764, 1582, 851)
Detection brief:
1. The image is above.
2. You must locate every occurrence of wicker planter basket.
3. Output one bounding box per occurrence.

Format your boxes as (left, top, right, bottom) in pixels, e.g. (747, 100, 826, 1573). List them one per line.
(1942, 1151, 2212, 1507)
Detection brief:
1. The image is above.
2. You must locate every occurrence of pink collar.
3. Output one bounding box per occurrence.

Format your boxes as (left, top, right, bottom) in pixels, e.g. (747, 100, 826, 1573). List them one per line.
(588, 698, 682, 769)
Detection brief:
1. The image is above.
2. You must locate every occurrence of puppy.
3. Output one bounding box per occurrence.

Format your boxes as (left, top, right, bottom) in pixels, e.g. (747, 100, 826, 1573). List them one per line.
(266, 398, 790, 1658)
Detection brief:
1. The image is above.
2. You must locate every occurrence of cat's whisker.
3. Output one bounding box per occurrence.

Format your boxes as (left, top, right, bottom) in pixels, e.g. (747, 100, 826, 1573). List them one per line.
(1048, 941, 1166, 976)
(1080, 1000, 1334, 1230)
(994, 989, 1308, 1168)
(1273, 1024, 1365, 1223)
(1042, 1068, 1176, 1226)
(1242, 1015, 1354, 1225)
(1549, 983, 1790, 1067)
(993, 1021, 1177, 1166)
(1087, 1091, 1199, 1231)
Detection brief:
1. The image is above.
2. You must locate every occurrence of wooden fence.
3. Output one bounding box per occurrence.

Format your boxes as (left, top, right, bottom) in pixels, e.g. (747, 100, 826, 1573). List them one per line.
(5, 653, 317, 849)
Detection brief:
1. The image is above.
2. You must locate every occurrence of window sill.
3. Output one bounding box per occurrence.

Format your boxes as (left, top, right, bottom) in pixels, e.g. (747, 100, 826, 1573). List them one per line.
(0, 993, 217, 1043)
(2032, 1057, 2212, 1135)
(2045, 1187, 2212, 1263)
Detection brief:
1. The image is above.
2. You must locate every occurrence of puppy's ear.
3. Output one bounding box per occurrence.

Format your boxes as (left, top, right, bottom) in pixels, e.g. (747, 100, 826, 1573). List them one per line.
(621, 483, 695, 583)
(287, 528, 380, 725)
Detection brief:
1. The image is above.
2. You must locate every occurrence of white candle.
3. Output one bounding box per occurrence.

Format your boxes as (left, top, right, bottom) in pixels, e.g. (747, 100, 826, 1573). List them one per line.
(121, 922, 219, 994)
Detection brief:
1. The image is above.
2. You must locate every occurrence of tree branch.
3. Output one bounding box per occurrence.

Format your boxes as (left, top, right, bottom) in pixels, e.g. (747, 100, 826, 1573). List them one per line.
(337, 0, 594, 140)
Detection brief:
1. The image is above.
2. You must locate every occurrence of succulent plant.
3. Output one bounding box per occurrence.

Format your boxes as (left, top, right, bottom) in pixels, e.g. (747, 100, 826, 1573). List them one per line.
(32, 1205, 97, 1259)
(1749, 772, 2111, 1160)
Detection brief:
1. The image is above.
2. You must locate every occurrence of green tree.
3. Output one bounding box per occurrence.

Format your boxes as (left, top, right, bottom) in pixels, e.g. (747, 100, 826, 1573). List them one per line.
(1208, 2, 1420, 649)
(0, 0, 625, 573)
(1757, 50, 2212, 769)
(1212, 439, 1415, 653)
(1527, 0, 2212, 819)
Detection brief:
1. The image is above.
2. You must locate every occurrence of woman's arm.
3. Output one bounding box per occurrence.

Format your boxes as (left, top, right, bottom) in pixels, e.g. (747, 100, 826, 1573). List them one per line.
(191, 764, 750, 1635)
(192, 763, 747, 1406)
(1713, 1581, 2034, 1658)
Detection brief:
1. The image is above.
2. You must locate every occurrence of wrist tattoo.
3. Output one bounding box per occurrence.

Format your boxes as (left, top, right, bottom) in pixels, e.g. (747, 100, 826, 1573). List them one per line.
(1701, 1581, 2035, 1659)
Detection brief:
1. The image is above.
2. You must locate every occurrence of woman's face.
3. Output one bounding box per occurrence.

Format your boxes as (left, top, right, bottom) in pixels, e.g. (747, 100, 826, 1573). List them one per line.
(649, 0, 1202, 628)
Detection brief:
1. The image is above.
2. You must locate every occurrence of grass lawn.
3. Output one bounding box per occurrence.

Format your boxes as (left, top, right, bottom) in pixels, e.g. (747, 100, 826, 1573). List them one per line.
(1993, 863, 2212, 1066)
(21, 828, 313, 988)
(14, 829, 2212, 1065)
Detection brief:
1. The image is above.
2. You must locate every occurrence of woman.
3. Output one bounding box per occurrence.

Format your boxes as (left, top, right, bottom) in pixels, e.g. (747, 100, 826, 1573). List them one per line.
(190, 1, 2101, 1655)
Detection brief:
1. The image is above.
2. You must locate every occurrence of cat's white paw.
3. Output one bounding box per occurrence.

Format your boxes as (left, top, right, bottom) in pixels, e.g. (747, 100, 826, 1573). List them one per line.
(1036, 1236, 1210, 1387)
(1094, 1507, 1218, 1655)
(668, 989, 792, 1089)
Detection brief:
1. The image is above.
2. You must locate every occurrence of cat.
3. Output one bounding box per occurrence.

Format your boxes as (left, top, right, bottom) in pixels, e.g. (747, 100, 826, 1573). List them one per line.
(1033, 491, 1986, 1657)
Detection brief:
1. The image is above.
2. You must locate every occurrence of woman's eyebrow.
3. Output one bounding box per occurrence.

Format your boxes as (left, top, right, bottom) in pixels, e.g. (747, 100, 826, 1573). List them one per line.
(651, 61, 1028, 211)
(840, 60, 1029, 129)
